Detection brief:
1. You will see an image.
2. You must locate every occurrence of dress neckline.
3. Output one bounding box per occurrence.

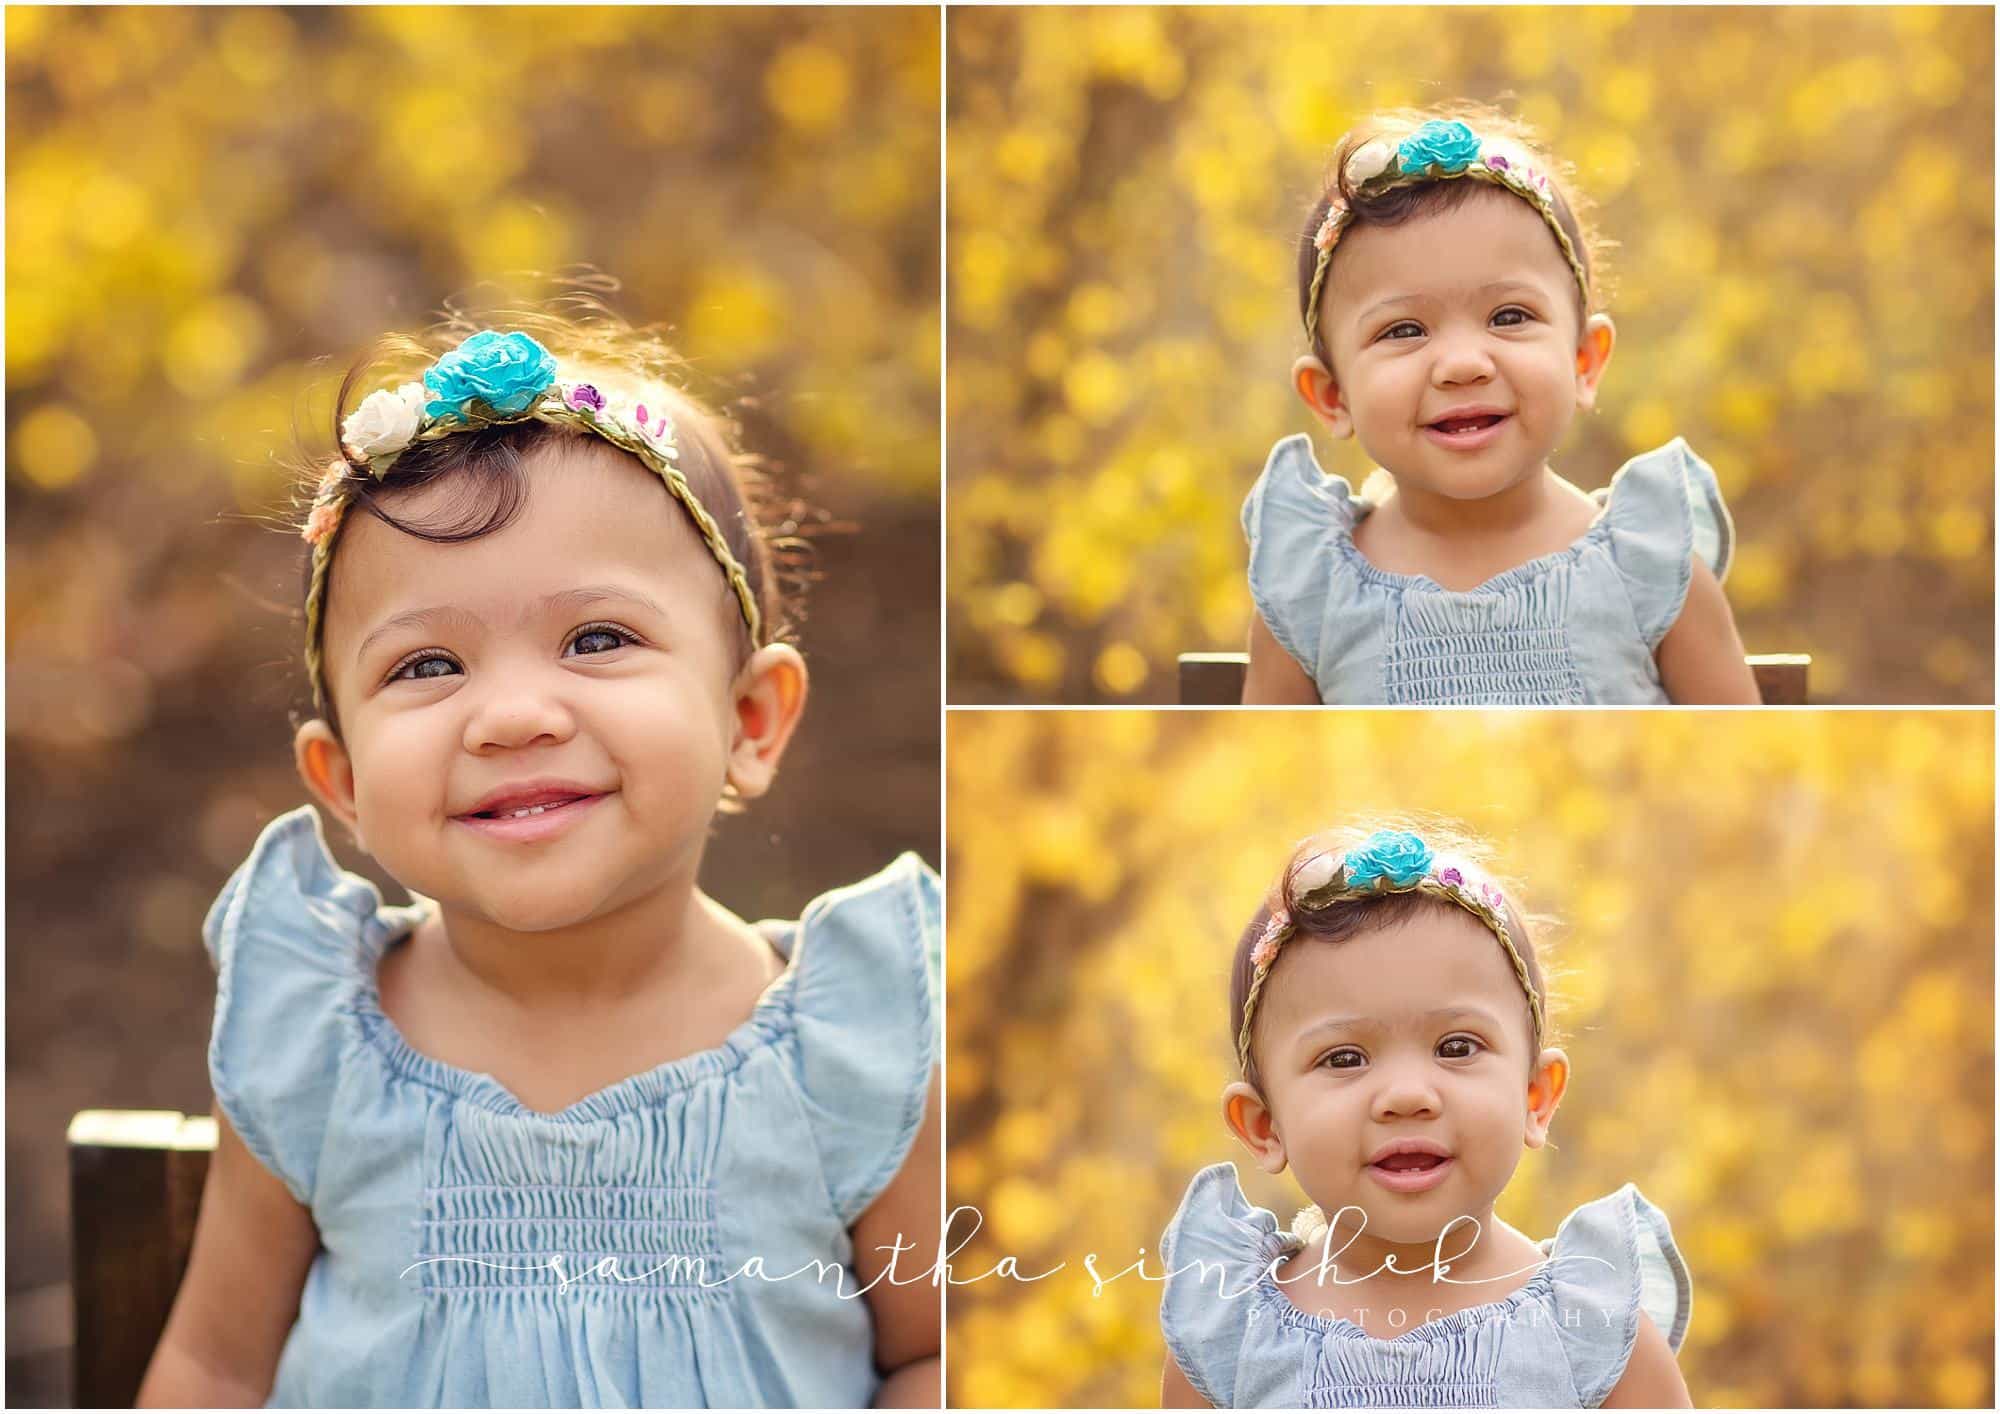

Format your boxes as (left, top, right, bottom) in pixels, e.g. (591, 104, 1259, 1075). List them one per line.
(1258, 1236, 1557, 1345)
(347, 903, 801, 1124)
(1331, 487, 1614, 598)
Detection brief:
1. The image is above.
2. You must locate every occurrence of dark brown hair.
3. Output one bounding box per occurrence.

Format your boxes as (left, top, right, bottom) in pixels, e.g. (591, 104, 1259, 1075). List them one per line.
(1297, 102, 1614, 365)
(1230, 821, 1558, 1095)
(294, 293, 807, 743)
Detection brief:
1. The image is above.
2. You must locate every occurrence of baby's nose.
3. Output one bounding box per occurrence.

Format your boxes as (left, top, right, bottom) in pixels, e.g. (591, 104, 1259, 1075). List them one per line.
(464, 683, 577, 752)
(1431, 331, 1496, 383)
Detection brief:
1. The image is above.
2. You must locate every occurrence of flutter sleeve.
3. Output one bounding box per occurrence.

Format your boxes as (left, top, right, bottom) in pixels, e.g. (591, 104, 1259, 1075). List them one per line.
(1159, 1163, 1290, 1408)
(1600, 437, 1736, 647)
(1540, 1183, 1694, 1406)
(203, 804, 402, 1207)
(787, 853, 940, 1225)
(1241, 434, 1367, 680)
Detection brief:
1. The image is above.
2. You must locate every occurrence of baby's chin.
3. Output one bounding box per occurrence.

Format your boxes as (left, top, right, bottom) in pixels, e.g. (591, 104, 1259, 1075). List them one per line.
(446, 885, 625, 935)
(391, 861, 621, 935)
(1357, 420, 1572, 499)
(1309, 1183, 1500, 1248)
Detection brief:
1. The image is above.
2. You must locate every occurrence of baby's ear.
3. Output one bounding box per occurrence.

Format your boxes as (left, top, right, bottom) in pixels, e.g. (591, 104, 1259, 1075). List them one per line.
(1222, 1081, 1289, 1175)
(725, 644, 809, 800)
(1522, 1047, 1570, 1150)
(1292, 355, 1354, 439)
(294, 719, 365, 851)
(1572, 314, 1616, 412)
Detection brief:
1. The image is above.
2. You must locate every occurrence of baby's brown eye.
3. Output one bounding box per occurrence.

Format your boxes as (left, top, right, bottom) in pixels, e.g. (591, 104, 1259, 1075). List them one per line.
(1438, 1036, 1482, 1059)
(390, 653, 460, 682)
(1320, 1048, 1365, 1069)
(567, 623, 638, 656)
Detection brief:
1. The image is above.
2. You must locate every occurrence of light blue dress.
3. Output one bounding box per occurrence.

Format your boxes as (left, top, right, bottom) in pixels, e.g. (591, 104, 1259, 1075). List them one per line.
(1160, 1164, 1692, 1408)
(1242, 435, 1735, 703)
(204, 805, 939, 1407)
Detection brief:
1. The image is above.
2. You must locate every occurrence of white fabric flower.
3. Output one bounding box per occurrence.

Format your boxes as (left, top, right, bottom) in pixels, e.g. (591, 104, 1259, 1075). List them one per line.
(1346, 140, 1394, 184)
(1293, 852, 1340, 893)
(597, 387, 679, 458)
(341, 382, 426, 462)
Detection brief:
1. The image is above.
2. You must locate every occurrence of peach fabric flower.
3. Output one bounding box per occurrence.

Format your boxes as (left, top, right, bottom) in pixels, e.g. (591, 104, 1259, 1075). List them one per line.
(302, 502, 342, 546)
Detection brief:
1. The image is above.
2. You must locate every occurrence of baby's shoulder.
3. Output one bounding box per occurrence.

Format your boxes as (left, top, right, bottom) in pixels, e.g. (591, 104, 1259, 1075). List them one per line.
(203, 805, 421, 1205)
(1585, 438, 1736, 645)
(768, 854, 941, 1224)
(1529, 1184, 1695, 1405)
(1243, 435, 1370, 538)
(1158, 1164, 1299, 1405)
(1240, 437, 1380, 681)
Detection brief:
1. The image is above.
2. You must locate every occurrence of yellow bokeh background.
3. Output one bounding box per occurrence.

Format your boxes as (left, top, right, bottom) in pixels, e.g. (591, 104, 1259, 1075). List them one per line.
(946, 7, 1995, 703)
(946, 711, 1994, 1407)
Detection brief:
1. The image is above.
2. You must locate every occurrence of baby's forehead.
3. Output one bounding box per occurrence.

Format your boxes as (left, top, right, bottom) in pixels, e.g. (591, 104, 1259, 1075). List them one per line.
(1261, 909, 1528, 1031)
(320, 440, 711, 648)
(1327, 187, 1573, 306)
(341, 436, 687, 556)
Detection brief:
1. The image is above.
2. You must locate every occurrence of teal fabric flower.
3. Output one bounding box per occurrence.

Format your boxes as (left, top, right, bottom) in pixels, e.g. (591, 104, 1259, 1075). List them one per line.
(1397, 120, 1483, 176)
(423, 331, 559, 421)
(1343, 830, 1435, 889)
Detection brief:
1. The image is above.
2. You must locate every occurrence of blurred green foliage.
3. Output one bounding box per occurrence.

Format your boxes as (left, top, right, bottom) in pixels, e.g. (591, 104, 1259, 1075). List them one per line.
(947, 711, 1994, 1407)
(947, 7, 1994, 703)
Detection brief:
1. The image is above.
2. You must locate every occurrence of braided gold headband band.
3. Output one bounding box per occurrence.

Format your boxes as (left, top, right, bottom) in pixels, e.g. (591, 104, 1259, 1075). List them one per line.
(300, 330, 762, 715)
(1303, 119, 1590, 352)
(1236, 829, 1544, 1076)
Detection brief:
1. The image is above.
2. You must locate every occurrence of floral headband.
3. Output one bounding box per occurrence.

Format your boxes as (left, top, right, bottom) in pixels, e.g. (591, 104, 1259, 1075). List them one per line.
(300, 330, 762, 714)
(1237, 829, 1546, 1076)
(1303, 119, 1590, 351)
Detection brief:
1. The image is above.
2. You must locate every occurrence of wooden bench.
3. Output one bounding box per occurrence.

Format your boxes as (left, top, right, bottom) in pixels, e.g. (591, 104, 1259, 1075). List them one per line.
(67, 1109, 215, 1408)
(1177, 653, 1810, 705)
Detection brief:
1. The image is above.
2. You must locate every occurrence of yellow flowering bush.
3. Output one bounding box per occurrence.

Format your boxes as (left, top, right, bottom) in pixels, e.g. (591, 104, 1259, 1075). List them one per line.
(947, 712, 1994, 1407)
(948, 8, 1994, 703)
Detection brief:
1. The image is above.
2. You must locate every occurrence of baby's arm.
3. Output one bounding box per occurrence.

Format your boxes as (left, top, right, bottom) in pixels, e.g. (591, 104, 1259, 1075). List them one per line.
(1244, 612, 1320, 704)
(1655, 557, 1759, 703)
(854, 1066, 942, 1408)
(136, 1106, 318, 1405)
(1599, 1308, 1692, 1407)
(1161, 1350, 1213, 1407)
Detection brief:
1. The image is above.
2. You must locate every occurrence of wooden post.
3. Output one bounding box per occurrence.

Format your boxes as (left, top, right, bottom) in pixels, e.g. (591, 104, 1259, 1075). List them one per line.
(68, 1110, 215, 1409)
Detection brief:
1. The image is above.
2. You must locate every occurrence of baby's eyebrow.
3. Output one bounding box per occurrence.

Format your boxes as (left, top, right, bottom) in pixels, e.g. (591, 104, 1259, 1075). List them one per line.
(1300, 1004, 1507, 1040)
(354, 584, 669, 664)
(1355, 281, 1547, 325)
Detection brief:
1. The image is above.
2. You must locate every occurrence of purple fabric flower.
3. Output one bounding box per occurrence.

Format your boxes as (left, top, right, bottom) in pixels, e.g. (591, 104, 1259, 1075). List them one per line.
(1437, 867, 1464, 888)
(1484, 154, 1510, 172)
(566, 383, 605, 413)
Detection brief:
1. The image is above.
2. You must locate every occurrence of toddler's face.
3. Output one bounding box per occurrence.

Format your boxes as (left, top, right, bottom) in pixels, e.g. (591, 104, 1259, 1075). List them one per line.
(1315, 186, 1609, 498)
(1247, 906, 1555, 1245)
(312, 440, 752, 932)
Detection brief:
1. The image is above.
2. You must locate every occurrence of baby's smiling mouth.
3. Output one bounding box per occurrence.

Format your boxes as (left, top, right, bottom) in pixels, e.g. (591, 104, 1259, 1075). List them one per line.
(1373, 1152, 1448, 1173)
(1427, 413, 1506, 434)
(469, 795, 591, 820)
